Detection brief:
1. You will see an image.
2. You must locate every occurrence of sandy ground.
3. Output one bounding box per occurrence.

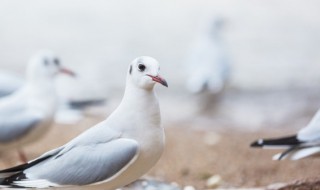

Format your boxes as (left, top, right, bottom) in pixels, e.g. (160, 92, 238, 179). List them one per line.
(153, 126, 320, 189)
(0, 116, 319, 190)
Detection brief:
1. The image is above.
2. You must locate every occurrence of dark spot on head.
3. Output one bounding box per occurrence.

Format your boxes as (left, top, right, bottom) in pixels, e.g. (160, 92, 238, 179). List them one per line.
(53, 58, 60, 66)
(138, 64, 146, 72)
(129, 65, 132, 75)
(43, 59, 49, 66)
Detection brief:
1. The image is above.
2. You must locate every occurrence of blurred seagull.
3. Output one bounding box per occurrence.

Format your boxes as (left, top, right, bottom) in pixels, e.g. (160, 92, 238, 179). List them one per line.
(251, 109, 320, 160)
(54, 66, 108, 125)
(0, 56, 168, 189)
(0, 50, 75, 162)
(186, 17, 230, 95)
(0, 71, 23, 97)
(0, 58, 105, 125)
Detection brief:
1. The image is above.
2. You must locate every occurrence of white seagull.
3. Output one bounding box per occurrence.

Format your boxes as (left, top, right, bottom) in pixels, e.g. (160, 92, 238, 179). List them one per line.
(0, 50, 75, 162)
(186, 17, 230, 95)
(251, 109, 320, 160)
(0, 56, 104, 125)
(0, 56, 168, 189)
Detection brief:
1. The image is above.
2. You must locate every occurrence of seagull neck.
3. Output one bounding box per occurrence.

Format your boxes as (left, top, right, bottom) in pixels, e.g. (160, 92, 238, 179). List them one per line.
(26, 77, 56, 99)
(210, 32, 221, 42)
(122, 84, 156, 103)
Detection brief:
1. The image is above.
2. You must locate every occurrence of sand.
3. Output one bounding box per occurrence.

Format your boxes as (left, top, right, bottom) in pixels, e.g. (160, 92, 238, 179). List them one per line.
(0, 116, 319, 189)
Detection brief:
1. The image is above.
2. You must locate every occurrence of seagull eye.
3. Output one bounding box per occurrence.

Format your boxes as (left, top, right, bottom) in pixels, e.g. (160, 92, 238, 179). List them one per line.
(53, 58, 60, 66)
(43, 59, 49, 66)
(138, 64, 146, 72)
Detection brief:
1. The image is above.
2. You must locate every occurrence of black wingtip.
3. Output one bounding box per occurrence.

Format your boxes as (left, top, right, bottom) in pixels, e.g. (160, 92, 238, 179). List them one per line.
(250, 135, 302, 148)
(250, 139, 264, 147)
(68, 99, 106, 109)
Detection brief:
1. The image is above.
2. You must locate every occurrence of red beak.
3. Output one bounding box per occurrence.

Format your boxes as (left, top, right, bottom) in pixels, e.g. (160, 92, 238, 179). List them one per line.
(147, 74, 168, 87)
(59, 67, 76, 77)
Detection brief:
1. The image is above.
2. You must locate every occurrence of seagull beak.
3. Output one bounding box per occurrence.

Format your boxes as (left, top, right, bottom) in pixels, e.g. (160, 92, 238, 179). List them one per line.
(147, 74, 168, 87)
(59, 67, 76, 77)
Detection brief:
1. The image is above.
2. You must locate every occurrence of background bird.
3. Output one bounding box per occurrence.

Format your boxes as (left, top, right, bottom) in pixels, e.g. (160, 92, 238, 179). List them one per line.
(251, 109, 320, 160)
(185, 16, 231, 111)
(0, 56, 168, 189)
(0, 71, 24, 97)
(54, 69, 107, 125)
(186, 17, 230, 95)
(0, 54, 106, 125)
(0, 50, 75, 162)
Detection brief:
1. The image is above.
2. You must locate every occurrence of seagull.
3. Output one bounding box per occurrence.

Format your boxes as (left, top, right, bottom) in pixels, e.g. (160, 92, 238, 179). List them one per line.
(54, 71, 108, 125)
(0, 55, 104, 125)
(0, 56, 168, 189)
(0, 50, 75, 162)
(186, 17, 230, 95)
(251, 109, 320, 160)
(0, 71, 23, 97)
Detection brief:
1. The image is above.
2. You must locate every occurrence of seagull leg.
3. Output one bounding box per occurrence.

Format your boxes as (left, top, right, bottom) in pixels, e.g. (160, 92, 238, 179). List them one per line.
(17, 149, 27, 163)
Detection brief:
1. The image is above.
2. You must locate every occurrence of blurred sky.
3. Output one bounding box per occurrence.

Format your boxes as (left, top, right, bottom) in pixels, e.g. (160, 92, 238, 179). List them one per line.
(0, 0, 320, 92)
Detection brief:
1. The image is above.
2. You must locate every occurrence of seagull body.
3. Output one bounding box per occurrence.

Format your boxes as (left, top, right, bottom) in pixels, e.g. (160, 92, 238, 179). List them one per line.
(0, 71, 23, 97)
(0, 78, 55, 152)
(0, 61, 104, 125)
(0, 56, 168, 189)
(0, 50, 75, 158)
(186, 17, 230, 95)
(251, 109, 320, 160)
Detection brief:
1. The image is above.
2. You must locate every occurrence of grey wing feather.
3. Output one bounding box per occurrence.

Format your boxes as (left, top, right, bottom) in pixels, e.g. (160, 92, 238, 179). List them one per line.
(25, 138, 139, 186)
(0, 112, 42, 143)
(0, 96, 25, 116)
(54, 121, 121, 158)
(0, 90, 13, 98)
(0, 72, 23, 97)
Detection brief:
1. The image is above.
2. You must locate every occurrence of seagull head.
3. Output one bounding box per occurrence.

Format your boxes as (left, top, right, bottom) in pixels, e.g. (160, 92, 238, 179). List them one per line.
(128, 56, 168, 90)
(27, 50, 76, 80)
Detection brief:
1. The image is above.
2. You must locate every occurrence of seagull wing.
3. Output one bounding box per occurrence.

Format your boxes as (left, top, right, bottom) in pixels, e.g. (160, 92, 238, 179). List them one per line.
(0, 71, 24, 97)
(0, 110, 43, 143)
(0, 125, 139, 188)
(297, 109, 320, 142)
(250, 135, 303, 149)
(251, 109, 320, 149)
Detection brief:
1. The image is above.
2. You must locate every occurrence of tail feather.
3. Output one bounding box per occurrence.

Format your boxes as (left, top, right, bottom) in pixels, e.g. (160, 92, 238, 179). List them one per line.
(251, 135, 302, 148)
(251, 134, 320, 160)
(0, 154, 51, 176)
(0, 172, 27, 188)
(291, 147, 320, 160)
(0, 149, 60, 187)
(273, 146, 320, 160)
(272, 146, 299, 160)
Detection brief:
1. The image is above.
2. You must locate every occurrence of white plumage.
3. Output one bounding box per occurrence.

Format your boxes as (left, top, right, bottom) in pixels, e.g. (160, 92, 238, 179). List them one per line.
(251, 109, 320, 160)
(0, 50, 75, 161)
(0, 56, 168, 189)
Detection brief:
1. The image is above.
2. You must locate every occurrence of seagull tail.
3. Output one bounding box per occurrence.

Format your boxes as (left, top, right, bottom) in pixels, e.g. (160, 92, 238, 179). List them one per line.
(0, 146, 65, 188)
(250, 135, 302, 148)
(0, 171, 30, 188)
(272, 146, 300, 160)
(0, 153, 54, 188)
(0, 154, 51, 177)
